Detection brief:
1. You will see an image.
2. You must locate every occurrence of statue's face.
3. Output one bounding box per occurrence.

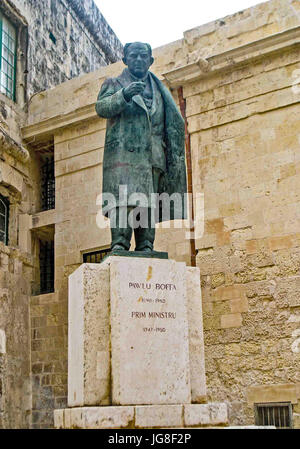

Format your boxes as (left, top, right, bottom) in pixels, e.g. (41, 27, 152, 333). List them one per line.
(123, 43, 154, 79)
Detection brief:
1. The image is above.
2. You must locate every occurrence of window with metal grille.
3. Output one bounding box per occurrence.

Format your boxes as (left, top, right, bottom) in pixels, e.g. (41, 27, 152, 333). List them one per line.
(254, 402, 293, 428)
(0, 194, 9, 245)
(83, 248, 110, 263)
(39, 240, 54, 294)
(41, 157, 55, 211)
(0, 12, 16, 101)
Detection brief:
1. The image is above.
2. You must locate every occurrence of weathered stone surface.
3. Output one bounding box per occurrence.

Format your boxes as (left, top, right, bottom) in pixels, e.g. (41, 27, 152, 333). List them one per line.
(68, 263, 110, 407)
(64, 409, 71, 429)
(67, 258, 206, 411)
(54, 403, 231, 428)
(13, 0, 123, 98)
(274, 277, 300, 308)
(0, 161, 24, 196)
(54, 406, 135, 429)
(69, 408, 85, 428)
(293, 413, 300, 429)
(108, 256, 191, 405)
(0, 245, 32, 429)
(3, 0, 300, 431)
(83, 406, 134, 429)
(53, 409, 64, 429)
(0, 0, 123, 430)
(247, 383, 300, 405)
(220, 313, 243, 329)
(135, 405, 183, 428)
(184, 403, 228, 427)
(186, 267, 207, 402)
(225, 426, 276, 429)
(0, 129, 29, 163)
(0, 330, 6, 354)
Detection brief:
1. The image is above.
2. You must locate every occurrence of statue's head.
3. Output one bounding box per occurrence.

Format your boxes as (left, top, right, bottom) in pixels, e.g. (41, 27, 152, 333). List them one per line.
(123, 42, 154, 79)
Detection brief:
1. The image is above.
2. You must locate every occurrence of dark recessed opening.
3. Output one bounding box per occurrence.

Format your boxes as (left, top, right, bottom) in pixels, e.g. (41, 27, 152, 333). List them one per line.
(41, 156, 55, 211)
(39, 239, 54, 294)
(0, 194, 9, 246)
(49, 32, 56, 45)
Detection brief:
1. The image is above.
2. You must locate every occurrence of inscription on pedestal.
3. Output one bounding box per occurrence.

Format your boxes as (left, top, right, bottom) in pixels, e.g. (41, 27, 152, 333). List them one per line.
(109, 257, 191, 405)
(129, 281, 179, 333)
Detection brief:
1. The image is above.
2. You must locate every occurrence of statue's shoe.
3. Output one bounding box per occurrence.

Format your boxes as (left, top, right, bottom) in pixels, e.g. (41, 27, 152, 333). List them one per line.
(135, 247, 153, 252)
(111, 244, 126, 251)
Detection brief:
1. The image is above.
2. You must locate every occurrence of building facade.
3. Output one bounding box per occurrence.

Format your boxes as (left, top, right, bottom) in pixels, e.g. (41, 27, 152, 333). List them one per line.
(0, 0, 122, 429)
(1, 0, 300, 429)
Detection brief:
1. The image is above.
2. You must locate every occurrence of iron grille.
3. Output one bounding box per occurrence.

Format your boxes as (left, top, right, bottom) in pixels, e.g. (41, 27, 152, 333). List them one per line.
(39, 240, 54, 294)
(83, 249, 110, 264)
(41, 157, 55, 211)
(0, 194, 9, 245)
(254, 402, 292, 428)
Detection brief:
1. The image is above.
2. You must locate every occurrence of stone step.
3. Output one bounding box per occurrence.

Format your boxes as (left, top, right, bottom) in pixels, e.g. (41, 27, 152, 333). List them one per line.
(54, 403, 228, 429)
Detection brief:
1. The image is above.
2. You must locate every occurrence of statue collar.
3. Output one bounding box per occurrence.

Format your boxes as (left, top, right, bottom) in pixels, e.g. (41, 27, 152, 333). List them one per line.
(117, 68, 152, 87)
(117, 69, 157, 117)
(126, 68, 149, 83)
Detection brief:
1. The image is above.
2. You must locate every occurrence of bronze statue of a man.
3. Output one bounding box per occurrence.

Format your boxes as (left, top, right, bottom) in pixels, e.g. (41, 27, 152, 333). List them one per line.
(95, 42, 186, 252)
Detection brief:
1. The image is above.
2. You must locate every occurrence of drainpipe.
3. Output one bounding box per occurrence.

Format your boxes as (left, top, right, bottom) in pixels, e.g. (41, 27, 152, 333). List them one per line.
(177, 86, 196, 267)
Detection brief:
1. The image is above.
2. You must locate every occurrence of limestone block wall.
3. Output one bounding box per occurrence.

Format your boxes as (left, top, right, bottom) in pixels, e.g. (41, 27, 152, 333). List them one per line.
(183, 0, 300, 64)
(11, 0, 123, 97)
(185, 33, 300, 426)
(0, 128, 44, 428)
(0, 0, 123, 428)
(21, 0, 300, 429)
(30, 292, 68, 428)
(0, 72, 60, 427)
(24, 0, 300, 123)
(0, 2, 123, 426)
(0, 97, 26, 145)
(0, 243, 33, 428)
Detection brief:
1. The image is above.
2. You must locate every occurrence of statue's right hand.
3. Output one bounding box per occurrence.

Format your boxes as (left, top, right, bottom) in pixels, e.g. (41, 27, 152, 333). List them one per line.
(123, 82, 145, 101)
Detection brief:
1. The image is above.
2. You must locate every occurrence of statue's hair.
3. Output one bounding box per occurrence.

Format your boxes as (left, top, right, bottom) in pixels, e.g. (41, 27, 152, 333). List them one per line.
(123, 42, 152, 58)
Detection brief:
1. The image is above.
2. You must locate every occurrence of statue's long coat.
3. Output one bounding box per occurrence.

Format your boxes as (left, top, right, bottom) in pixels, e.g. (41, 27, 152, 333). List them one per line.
(95, 68, 187, 222)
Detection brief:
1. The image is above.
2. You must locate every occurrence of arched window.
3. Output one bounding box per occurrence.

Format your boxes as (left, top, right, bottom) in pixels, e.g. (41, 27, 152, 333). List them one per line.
(0, 194, 9, 245)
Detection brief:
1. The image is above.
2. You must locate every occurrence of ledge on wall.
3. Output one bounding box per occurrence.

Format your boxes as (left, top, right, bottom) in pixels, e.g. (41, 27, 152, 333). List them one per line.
(0, 128, 29, 163)
(162, 26, 300, 87)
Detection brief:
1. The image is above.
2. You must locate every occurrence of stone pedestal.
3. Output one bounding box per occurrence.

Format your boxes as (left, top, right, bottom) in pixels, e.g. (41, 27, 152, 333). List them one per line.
(109, 257, 191, 405)
(55, 255, 227, 428)
(68, 263, 110, 407)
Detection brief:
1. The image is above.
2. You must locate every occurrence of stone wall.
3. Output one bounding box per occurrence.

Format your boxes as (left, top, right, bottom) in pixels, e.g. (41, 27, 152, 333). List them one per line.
(0, 143, 38, 428)
(7, 0, 123, 99)
(0, 244, 33, 428)
(30, 292, 68, 428)
(22, 0, 300, 428)
(182, 0, 300, 62)
(0, 0, 123, 429)
(0, 106, 42, 427)
(190, 51, 300, 424)
(171, 0, 300, 425)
